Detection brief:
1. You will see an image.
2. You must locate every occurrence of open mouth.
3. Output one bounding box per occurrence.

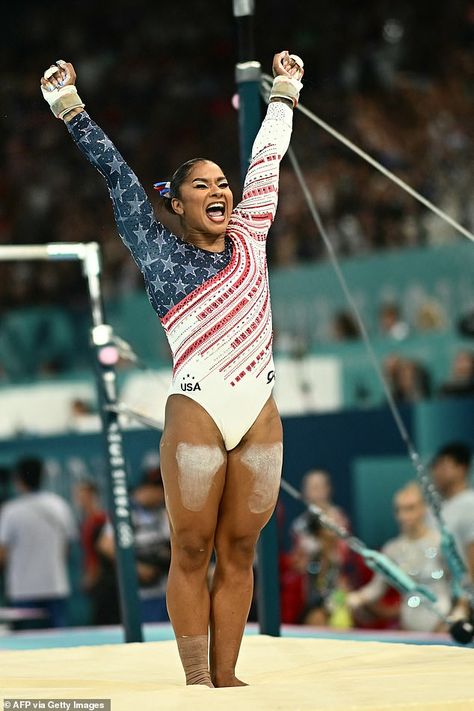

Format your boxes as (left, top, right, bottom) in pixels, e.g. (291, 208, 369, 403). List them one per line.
(205, 202, 226, 223)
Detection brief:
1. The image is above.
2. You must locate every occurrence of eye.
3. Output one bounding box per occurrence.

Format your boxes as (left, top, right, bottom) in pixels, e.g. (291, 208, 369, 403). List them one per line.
(219, 182, 229, 189)
(194, 183, 207, 189)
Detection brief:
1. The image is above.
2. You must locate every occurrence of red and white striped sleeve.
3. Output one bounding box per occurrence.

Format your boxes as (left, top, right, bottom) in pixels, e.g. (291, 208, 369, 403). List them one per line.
(233, 101, 293, 233)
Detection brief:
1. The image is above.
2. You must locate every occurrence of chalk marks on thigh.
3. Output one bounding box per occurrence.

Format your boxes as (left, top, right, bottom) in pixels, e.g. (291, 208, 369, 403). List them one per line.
(172, 439, 282, 515)
(175, 443, 225, 512)
(240, 442, 283, 514)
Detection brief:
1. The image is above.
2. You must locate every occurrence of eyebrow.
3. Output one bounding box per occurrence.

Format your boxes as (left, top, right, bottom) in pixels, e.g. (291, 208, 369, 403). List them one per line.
(192, 176, 227, 183)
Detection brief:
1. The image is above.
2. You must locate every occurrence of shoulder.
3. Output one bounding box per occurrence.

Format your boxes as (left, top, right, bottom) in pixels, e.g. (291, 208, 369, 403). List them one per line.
(0, 500, 17, 520)
(329, 505, 349, 527)
(42, 492, 73, 515)
(0, 498, 27, 531)
(445, 490, 474, 515)
(291, 511, 314, 535)
(382, 536, 403, 557)
(1, 497, 27, 516)
(460, 489, 474, 504)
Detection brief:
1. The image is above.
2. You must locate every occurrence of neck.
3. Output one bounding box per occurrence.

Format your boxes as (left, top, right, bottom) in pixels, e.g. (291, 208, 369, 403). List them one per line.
(84, 501, 98, 515)
(444, 480, 467, 499)
(183, 227, 226, 252)
(405, 522, 428, 540)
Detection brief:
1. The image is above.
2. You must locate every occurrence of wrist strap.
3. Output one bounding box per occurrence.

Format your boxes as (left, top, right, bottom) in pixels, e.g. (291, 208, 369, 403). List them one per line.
(49, 86, 85, 120)
(270, 75, 303, 108)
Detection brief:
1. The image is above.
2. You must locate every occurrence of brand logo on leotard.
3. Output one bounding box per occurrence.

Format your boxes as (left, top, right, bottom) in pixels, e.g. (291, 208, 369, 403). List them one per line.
(266, 370, 275, 384)
(181, 374, 202, 392)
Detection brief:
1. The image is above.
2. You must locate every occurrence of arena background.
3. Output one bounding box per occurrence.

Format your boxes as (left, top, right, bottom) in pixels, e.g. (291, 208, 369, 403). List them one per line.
(1, 0, 474, 635)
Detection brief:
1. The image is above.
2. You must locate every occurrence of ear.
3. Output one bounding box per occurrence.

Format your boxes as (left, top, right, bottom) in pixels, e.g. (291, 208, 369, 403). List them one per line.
(171, 197, 184, 216)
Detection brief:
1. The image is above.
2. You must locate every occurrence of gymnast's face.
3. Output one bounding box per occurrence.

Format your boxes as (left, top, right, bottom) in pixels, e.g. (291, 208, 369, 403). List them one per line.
(171, 160, 233, 240)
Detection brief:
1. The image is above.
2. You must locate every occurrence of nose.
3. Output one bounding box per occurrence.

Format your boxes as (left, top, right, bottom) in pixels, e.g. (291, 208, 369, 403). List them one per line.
(210, 183, 223, 196)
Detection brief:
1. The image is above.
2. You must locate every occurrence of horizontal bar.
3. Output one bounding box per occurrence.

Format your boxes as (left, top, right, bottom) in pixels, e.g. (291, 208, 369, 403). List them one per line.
(261, 74, 474, 245)
(0, 243, 89, 262)
(107, 403, 164, 431)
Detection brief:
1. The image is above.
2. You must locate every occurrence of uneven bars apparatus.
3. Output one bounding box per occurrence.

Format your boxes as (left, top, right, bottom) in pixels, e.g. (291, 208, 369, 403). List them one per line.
(0, 242, 143, 643)
(233, 0, 282, 637)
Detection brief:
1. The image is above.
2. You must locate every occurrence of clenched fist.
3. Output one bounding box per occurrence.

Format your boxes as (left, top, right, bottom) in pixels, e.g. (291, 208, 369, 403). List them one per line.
(272, 51, 304, 81)
(269, 51, 304, 107)
(40, 60, 76, 93)
(40, 60, 83, 121)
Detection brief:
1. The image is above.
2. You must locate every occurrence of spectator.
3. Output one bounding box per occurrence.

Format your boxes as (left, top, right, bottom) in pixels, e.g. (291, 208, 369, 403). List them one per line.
(2, 4, 473, 316)
(331, 310, 360, 341)
(68, 399, 101, 432)
(379, 303, 410, 341)
(98, 465, 171, 623)
(0, 466, 10, 507)
(458, 310, 474, 338)
(431, 442, 474, 580)
(0, 457, 76, 628)
(0, 307, 75, 381)
(347, 482, 451, 632)
(290, 470, 351, 625)
(415, 301, 446, 332)
(384, 354, 431, 402)
(74, 480, 119, 626)
(439, 351, 474, 398)
(1, 5, 473, 379)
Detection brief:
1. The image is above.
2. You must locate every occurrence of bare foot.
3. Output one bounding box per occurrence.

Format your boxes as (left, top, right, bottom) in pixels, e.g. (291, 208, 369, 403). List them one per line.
(212, 673, 248, 688)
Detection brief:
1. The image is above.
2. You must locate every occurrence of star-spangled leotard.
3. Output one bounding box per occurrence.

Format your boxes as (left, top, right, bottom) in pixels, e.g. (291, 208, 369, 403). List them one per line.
(67, 101, 293, 449)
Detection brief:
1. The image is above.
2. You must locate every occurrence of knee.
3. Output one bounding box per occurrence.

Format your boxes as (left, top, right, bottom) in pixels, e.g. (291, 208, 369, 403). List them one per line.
(216, 535, 258, 572)
(172, 531, 214, 573)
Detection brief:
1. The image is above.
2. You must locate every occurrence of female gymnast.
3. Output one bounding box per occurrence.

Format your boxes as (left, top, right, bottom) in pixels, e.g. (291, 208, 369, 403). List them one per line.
(41, 50, 304, 687)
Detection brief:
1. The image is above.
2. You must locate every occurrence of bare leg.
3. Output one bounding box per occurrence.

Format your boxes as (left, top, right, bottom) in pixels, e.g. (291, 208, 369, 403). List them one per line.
(210, 397, 283, 687)
(160, 395, 227, 686)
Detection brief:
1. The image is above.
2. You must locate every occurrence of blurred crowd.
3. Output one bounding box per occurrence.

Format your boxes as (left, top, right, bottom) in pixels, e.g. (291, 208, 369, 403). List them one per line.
(0, 441, 473, 633)
(331, 302, 474, 403)
(1, 0, 473, 311)
(0, 455, 171, 628)
(280, 442, 474, 632)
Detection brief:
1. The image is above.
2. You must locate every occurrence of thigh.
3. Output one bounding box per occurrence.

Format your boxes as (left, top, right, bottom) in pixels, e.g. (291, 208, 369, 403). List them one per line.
(216, 397, 283, 543)
(160, 394, 228, 538)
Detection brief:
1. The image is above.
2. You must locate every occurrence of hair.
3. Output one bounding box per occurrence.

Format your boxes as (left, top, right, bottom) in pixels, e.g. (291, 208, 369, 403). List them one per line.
(140, 466, 163, 488)
(395, 481, 423, 501)
(333, 310, 359, 340)
(163, 158, 208, 215)
(76, 480, 99, 495)
(15, 456, 43, 491)
(379, 302, 401, 320)
(303, 469, 330, 487)
(433, 442, 472, 469)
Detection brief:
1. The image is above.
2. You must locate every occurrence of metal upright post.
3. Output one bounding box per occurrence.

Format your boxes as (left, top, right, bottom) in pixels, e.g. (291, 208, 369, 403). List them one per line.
(0, 242, 143, 642)
(83, 243, 143, 643)
(233, 0, 281, 637)
(234, 0, 262, 184)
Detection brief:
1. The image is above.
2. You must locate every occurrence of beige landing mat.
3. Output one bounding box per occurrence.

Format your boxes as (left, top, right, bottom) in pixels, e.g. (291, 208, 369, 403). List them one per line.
(1, 636, 473, 710)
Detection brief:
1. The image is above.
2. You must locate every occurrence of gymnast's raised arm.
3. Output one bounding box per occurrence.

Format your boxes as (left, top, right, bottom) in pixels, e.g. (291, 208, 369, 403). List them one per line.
(233, 51, 304, 229)
(40, 60, 163, 265)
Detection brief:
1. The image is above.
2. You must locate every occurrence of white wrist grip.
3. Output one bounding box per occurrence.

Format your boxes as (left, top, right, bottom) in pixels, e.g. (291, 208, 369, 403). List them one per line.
(270, 75, 303, 107)
(41, 84, 85, 120)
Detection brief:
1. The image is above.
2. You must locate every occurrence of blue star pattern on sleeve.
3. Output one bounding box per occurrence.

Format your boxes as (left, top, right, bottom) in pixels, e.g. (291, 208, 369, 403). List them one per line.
(67, 112, 232, 319)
